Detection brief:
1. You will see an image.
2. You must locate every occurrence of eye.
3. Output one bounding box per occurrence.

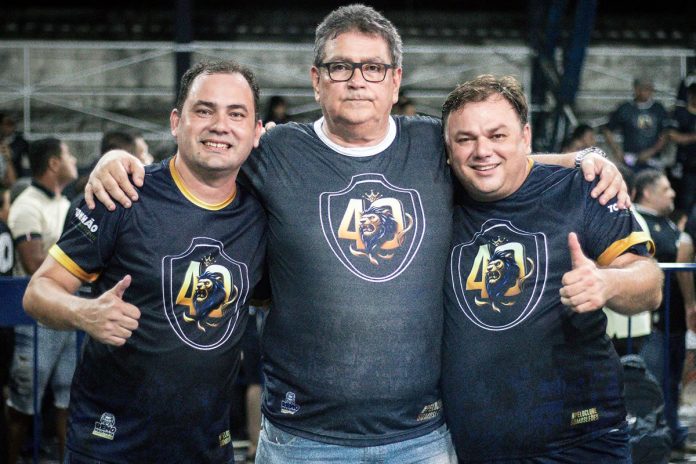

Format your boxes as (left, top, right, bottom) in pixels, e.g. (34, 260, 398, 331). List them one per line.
(492, 133, 506, 140)
(330, 62, 352, 72)
(195, 108, 212, 116)
(363, 63, 384, 73)
(229, 111, 246, 120)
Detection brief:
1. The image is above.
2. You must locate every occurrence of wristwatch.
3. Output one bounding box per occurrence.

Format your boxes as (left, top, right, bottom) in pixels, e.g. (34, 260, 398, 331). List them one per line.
(574, 146, 607, 169)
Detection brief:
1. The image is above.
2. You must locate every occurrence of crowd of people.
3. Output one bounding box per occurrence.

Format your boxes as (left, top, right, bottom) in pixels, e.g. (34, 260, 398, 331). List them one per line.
(0, 3, 693, 463)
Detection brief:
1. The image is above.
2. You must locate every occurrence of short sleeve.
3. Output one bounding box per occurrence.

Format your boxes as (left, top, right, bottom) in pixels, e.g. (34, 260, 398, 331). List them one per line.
(8, 200, 43, 243)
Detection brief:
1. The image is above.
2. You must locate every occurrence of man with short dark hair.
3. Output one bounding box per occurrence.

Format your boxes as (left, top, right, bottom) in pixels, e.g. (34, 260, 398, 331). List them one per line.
(22, 60, 267, 463)
(6, 137, 78, 464)
(441, 74, 662, 461)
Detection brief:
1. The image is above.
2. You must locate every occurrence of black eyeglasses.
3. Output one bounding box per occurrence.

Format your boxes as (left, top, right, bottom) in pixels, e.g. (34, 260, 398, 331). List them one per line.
(318, 61, 395, 83)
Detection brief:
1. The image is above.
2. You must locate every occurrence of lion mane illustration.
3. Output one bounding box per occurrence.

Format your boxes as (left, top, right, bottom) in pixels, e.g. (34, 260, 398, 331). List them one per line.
(349, 205, 412, 266)
(183, 269, 238, 332)
(475, 247, 534, 313)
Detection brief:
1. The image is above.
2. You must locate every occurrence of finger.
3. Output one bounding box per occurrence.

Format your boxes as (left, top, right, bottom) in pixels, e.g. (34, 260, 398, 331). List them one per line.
(568, 232, 588, 268)
(108, 275, 132, 299)
(84, 183, 96, 210)
(598, 175, 622, 205)
(110, 164, 139, 204)
(580, 157, 597, 182)
(119, 315, 139, 332)
(589, 166, 613, 200)
(264, 121, 277, 132)
(91, 179, 117, 211)
(126, 157, 146, 188)
(615, 185, 631, 210)
(100, 174, 132, 209)
(105, 336, 127, 347)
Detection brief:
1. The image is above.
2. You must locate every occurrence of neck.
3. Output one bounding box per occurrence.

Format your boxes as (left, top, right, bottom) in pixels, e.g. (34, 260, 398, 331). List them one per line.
(173, 155, 238, 205)
(321, 116, 390, 148)
(34, 175, 62, 196)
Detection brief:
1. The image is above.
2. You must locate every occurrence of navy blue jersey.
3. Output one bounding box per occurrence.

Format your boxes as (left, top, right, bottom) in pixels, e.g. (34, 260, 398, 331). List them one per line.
(50, 158, 266, 463)
(673, 105, 696, 171)
(606, 100, 670, 155)
(443, 162, 652, 460)
(241, 116, 453, 445)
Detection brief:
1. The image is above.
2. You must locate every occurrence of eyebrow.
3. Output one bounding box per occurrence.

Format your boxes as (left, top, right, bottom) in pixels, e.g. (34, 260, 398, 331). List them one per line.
(194, 100, 249, 112)
(324, 56, 389, 63)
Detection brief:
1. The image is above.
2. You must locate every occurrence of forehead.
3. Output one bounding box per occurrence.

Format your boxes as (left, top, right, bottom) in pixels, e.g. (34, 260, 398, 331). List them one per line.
(185, 72, 254, 106)
(447, 96, 521, 130)
(323, 31, 390, 61)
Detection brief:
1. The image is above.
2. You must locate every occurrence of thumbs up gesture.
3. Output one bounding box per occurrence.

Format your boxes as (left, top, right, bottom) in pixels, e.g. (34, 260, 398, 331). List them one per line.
(560, 233, 608, 313)
(75, 275, 141, 346)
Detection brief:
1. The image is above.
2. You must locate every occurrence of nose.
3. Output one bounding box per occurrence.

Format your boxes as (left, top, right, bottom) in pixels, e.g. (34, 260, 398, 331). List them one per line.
(473, 137, 494, 157)
(209, 111, 231, 133)
(347, 66, 367, 87)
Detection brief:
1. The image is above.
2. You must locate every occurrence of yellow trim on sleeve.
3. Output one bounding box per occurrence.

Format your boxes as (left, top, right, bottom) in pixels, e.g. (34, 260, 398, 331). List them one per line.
(48, 245, 100, 283)
(169, 157, 236, 211)
(596, 231, 655, 267)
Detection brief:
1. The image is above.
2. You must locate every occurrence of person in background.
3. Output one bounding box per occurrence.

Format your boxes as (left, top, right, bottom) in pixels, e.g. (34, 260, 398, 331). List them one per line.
(635, 169, 696, 451)
(602, 77, 670, 171)
(0, 114, 29, 181)
(6, 137, 78, 464)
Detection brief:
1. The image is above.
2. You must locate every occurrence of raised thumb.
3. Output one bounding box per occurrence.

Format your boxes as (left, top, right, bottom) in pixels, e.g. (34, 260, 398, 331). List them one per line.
(109, 275, 132, 299)
(568, 232, 587, 268)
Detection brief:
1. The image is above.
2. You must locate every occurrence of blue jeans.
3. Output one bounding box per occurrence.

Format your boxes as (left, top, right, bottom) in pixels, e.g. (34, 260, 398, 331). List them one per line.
(256, 416, 457, 463)
(640, 330, 687, 445)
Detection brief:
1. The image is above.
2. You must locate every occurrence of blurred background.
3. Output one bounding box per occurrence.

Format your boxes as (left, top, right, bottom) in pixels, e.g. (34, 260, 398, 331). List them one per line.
(0, 0, 694, 169)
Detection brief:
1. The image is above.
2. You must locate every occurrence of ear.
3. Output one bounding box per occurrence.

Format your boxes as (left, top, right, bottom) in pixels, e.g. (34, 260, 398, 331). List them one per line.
(310, 66, 321, 103)
(170, 108, 180, 138)
(252, 119, 263, 148)
(48, 155, 61, 172)
(522, 123, 532, 153)
(391, 67, 403, 105)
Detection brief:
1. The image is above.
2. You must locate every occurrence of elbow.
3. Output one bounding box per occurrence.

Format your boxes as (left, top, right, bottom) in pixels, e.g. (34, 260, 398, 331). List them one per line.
(22, 283, 39, 320)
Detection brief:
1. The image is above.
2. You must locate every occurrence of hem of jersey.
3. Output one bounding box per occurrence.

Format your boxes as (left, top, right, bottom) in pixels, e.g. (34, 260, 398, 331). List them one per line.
(49, 245, 100, 282)
(263, 414, 444, 447)
(462, 420, 627, 462)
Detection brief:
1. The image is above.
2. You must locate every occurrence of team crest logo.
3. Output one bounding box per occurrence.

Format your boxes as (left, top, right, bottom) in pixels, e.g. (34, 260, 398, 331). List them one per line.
(162, 237, 249, 350)
(319, 173, 425, 282)
(451, 220, 547, 331)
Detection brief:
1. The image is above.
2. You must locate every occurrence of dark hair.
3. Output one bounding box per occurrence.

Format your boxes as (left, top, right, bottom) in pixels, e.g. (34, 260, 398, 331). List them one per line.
(314, 4, 403, 68)
(175, 60, 260, 118)
(633, 168, 665, 203)
(571, 123, 594, 140)
(100, 130, 136, 155)
(687, 83, 696, 98)
(29, 137, 62, 177)
(442, 74, 528, 136)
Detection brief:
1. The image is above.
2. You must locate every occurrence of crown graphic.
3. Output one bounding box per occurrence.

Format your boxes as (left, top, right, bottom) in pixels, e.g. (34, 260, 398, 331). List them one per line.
(202, 255, 215, 268)
(364, 190, 382, 203)
(492, 236, 507, 247)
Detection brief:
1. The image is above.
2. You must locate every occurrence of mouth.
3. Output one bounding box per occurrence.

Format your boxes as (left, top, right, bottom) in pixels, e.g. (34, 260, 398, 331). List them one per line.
(201, 140, 232, 150)
(470, 164, 499, 172)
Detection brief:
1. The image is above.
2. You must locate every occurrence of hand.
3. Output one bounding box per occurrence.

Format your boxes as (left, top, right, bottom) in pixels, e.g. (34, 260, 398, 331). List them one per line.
(579, 154, 631, 209)
(637, 149, 654, 163)
(560, 233, 609, 313)
(76, 275, 141, 346)
(84, 149, 145, 211)
(263, 121, 277, 134)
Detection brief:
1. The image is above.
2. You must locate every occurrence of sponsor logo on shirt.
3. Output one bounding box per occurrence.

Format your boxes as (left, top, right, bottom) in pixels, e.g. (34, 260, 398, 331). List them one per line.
(281, 391, 300, 415)
(570, 407, 599, 426)
(451, 219, 547, 331)
(74, 207, 99, 240)
(416, 400, 442, 421)
(218, 430, 231, 447)
(92, 412, 117, 440)
(319, 173, 425, 282)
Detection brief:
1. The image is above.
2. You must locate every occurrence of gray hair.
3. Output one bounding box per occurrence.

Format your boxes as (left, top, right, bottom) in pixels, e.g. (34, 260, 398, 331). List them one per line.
(313, 4, 403, 68)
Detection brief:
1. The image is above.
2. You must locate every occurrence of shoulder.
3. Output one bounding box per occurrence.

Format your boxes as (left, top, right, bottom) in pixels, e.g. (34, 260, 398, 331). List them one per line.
(262, 121, 314, 146)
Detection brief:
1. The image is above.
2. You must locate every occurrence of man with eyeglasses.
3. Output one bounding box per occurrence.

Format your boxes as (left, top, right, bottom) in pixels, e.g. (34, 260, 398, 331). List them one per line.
(85, 5, 627, 463)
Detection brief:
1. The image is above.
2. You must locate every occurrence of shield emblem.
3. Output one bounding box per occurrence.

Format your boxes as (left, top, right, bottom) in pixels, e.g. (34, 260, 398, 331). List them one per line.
(450, 219, 547, 331)
(162, 237, 249, 350)
(319, 173, 425, 282)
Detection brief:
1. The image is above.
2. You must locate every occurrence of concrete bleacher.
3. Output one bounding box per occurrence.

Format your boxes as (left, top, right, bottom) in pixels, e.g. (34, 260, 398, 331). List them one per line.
(0, 9, 693, 164)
